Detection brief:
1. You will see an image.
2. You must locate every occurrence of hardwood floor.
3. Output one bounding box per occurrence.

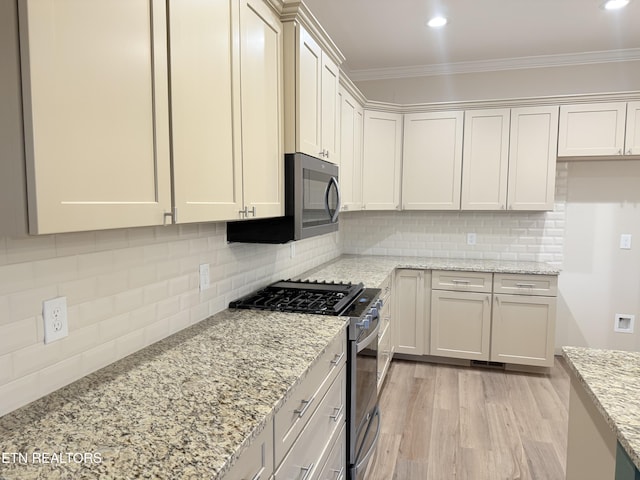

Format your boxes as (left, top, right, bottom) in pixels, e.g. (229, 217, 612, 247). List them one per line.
(365, 357, 570, 480)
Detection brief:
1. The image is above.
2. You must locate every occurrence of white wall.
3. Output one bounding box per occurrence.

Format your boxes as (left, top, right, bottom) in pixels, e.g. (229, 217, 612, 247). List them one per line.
(0, 225, 341, 416)
(556, 160, 640, 351)
(355, 61, 640, 104)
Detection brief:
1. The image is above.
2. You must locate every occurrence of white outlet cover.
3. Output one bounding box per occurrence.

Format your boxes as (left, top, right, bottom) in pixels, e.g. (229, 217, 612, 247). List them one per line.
(620, 234, 632, 250)
(43, 296, 68, 344)
(467, 233, 477, 245)
(614, 313, 635, 333)
(199, 264, 210, 292)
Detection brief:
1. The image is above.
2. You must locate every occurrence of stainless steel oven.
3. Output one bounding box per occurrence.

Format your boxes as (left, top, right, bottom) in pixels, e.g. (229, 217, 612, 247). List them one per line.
(226, 152, 340, 244)
(347, 295, 381, 480)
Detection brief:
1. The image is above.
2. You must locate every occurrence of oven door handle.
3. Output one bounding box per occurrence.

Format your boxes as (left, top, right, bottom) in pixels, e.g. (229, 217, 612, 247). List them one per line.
(355, 406, 381, 472)
(324, 176, 341, 223)
(356, 322, 380, 353)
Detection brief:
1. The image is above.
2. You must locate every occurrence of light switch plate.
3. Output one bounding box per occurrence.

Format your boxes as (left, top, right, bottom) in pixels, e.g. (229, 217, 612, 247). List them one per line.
(620, 234, 632, 250)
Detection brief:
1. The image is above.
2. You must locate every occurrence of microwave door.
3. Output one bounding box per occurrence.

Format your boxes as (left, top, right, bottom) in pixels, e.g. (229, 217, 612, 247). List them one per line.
(324, 176, 341, 223)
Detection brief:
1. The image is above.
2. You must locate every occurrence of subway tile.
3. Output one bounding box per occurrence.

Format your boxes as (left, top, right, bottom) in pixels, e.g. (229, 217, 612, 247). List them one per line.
(55, 231, 97, 257)
(95, 229, 129, 252)
(0, 353, 13, 385)
(5, 235, 56, 264)
(115, 328, 146, 359)
(156, 259, 181, 281)
(80, 341, 117, 377)
(129, 264, 158, 289)
(78, 250, 116, 278)
(38, 355, 83, 398)
(113, 246, 145, 269)
(144, 318, 169, 345)
(59, 323, 100, 358)
(60, 277, 98, 306)
(98, 313, 132, 343)
(168, 310, 190, 334)
(76, 297, 116, 330)
(34, 256, 79, 287)
(0, 372, 40, 417)
(13, 341, 62, 378)
(143, 281, 170, 305)
(0, 295, 9, 326)
(96, 270, 129, 298)
(127, 226, 156, 247)
(8, 285, 58, 324)
(0, 318, 38, 355)
(129, 304, 157, 329)
(168, 275, 190, 297)
(0, 262, 35, 296)
(156, 297, 180, 321)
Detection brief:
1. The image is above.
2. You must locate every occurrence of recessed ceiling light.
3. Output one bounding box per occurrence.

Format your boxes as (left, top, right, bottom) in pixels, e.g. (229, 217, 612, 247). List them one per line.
(603, 0, 630, 9)
(427, 16, 448, 28)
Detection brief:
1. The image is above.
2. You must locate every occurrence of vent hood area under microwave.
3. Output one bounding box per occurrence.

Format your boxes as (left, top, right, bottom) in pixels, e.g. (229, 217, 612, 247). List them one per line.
(226, 153, 340, 244)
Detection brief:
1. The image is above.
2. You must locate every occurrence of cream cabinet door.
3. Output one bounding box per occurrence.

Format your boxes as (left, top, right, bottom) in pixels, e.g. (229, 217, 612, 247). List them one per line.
(362, 110, 403, 210)
(430, 290, 491, 361)
(461, 109, 510, 210)
(490, 294, 556, 367)
(320, 54, 340, 163)
(507, 106, 559, 211)
(297, 27, 323, 159)
(625, 101, 640, 156)
(557, 103, 627, 157)
(394, 269, 430, 355)
(240, 0, 283, 219)
(402, 111, 463, 210)
(18, 0, 171, 234)
(339, 88, 363, 211)
(169, 0, 243, 223)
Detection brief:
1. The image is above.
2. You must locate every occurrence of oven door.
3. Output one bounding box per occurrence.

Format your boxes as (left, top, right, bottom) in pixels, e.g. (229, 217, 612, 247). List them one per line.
(290, 153, 341, 240)
(349, 315, 380, 480)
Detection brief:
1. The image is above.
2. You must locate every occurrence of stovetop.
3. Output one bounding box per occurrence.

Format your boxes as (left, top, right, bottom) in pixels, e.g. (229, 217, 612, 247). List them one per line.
(229, 279, 365, 316)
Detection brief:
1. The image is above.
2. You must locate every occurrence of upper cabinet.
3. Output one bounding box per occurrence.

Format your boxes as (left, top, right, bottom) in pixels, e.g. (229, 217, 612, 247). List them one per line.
(283, 23, 340, 163)
(402, 111, 463, 210)
(16, 0, 172, 234)
(461, 109, 510, 210)
(170, 0, 283, 223)
(461, 106, 558, 211)
(339, 86, 364, 211)
(362, 110, 403, 210)
(558, 102, 640, 157)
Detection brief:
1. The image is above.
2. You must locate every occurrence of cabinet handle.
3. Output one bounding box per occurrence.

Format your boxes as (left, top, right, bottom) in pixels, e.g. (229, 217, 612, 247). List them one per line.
(627, 148, 633, 155)
(452, 279, 470, 284)
(319, 150, 326, 157)
(515, 283, 535, 288)
(300, 463, 315, 480)
(248, 206, 256, 217)
(618, 149, 623, 155)
(329, 404, 344, 422)
(332, 466, 345, 480)
(325, 149, 330, 158)
(249, 468, 264, 480)
(293, 397, 314, 418)
(330, 351, 345, 366)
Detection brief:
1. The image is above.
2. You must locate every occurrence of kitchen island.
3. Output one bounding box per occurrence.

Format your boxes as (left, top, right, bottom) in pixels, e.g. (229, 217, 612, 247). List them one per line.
(0, 309, 347, 479)
(563, 346, 640, 479)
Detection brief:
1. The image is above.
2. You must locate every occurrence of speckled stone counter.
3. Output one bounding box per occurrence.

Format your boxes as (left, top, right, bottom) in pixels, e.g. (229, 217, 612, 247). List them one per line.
(562, 346, 640, 471)
(0, 310, 348, 479)
(303, 254, 560, 287)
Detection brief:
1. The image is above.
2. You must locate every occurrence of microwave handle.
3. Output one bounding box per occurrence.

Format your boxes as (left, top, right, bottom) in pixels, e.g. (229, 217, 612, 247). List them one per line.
(324, 176, 341, 223)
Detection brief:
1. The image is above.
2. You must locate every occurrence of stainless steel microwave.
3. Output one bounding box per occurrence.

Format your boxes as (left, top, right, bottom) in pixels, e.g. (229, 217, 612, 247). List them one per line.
(226, 152, 340, 243)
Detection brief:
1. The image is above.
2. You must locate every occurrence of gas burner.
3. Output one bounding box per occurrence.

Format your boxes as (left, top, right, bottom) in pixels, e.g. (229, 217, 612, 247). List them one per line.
(229, 279, 364, 316)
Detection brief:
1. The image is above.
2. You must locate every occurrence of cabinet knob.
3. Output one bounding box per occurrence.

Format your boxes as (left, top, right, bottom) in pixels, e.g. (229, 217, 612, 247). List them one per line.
(627, 149, 633, 155)
(618, 149, 623, 155)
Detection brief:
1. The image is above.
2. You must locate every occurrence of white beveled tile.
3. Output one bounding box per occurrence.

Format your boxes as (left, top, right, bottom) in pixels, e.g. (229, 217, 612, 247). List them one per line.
(79, 341, 117, 377)
(189, 302, 209, 325)
(60, 277, 98, 307)
(0, 295, 9, 326)
(115, 328, 146, 359)
(95, 228, 129, 252)
(168, 310, 190, 334)
(34, 256, 79, 287)
(96, 270, 129, 298)
(77, 250, 116, 277)
(129, 304, 157, 329)
(142, 281, 169, 305)
(156, 297, 180, 321)
(76, 297, 116, 330)
(12, 340, 63, 378)
(168, 275, 190, 297)
(0, 353, 13, 385)
(38, 355, 83, 398)
(98, 313, 132, 343)
(0, 262, 35, 296)
(8, 285, 58, 325)
(127, 226, 156, 246)
(128, 264, 158, 289)
(58, 323, 100, 358)
(156, 259, 181, 281)
(5, 235, 56, 264)
(0, 318, 38, 355)
(0, 372, 40, 417)
(144, 318, 169, 345)
(54, 231, 97, 257)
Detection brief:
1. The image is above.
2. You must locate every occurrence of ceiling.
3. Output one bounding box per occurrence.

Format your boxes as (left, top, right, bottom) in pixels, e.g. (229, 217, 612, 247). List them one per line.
(301, 0, 640, 81)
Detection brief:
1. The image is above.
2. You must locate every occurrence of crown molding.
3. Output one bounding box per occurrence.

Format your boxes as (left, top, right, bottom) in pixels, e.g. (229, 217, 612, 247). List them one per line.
(349, 48, 640, 82)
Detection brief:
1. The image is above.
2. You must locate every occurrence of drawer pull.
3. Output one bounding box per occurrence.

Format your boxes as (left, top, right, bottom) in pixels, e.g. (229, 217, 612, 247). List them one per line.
(249, 469, 263, 480)
(300, 463, 315, 480)
(293, 397, 314, 418)
(452, 279, 470, 284)
(329, 404, 344, 422)
(515, 283, 536, 288)
(332, 466, 345, 480)
(330, 351, 345, 366)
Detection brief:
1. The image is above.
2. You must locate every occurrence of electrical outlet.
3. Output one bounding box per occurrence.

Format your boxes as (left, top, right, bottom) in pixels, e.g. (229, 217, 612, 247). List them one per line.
(467, 233, 477, 246)
(620, 234, 632, 250)
(199, 264, 210, 292)
(43, 297, 68, 344)
(614, 313, 635, 333)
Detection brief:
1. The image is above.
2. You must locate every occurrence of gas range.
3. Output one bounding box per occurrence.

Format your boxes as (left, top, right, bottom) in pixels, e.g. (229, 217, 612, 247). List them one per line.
(229, 279, 368, 316)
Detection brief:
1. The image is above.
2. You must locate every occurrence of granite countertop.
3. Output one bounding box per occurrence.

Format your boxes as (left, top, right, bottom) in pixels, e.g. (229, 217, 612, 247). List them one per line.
(303, 255, 560, 287)
(0, 310, 348, 480)
(562, 346, 640, 471)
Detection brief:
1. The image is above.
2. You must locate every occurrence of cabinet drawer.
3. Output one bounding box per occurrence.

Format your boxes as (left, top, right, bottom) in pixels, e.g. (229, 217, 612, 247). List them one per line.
(223, 421, 273, 480)
(275, 366, 346, 479)
(379, 274, 392, 300)
(317, 423, 346, 480)
(274, 331, 346, 465)
(493, 273, 557, 296)
(431, 270, 492, 293)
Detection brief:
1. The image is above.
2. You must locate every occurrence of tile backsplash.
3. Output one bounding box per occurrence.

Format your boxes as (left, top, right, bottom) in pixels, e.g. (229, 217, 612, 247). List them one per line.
(0, 224, 340, 416)
(341, 163, 568, 265)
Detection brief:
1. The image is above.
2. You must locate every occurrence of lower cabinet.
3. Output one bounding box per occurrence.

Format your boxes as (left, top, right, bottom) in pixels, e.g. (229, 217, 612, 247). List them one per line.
(394, 269, 431, 355)
(224, 423, 274, 480)
(377, 273, 394, 392)
(430, 289, 492, 361)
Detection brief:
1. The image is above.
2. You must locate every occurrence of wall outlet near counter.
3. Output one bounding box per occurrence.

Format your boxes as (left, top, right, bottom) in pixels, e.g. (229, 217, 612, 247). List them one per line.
(467, 233, 477, 245)
(199, 264, 210, 292)
(43, 297, 68, 344)
(614, 313, 635, 333)
(620, 234, 632, 250)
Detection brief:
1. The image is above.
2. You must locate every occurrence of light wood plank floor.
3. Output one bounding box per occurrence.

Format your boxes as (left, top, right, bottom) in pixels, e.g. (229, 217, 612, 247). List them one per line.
(365, 357, 570, 480)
